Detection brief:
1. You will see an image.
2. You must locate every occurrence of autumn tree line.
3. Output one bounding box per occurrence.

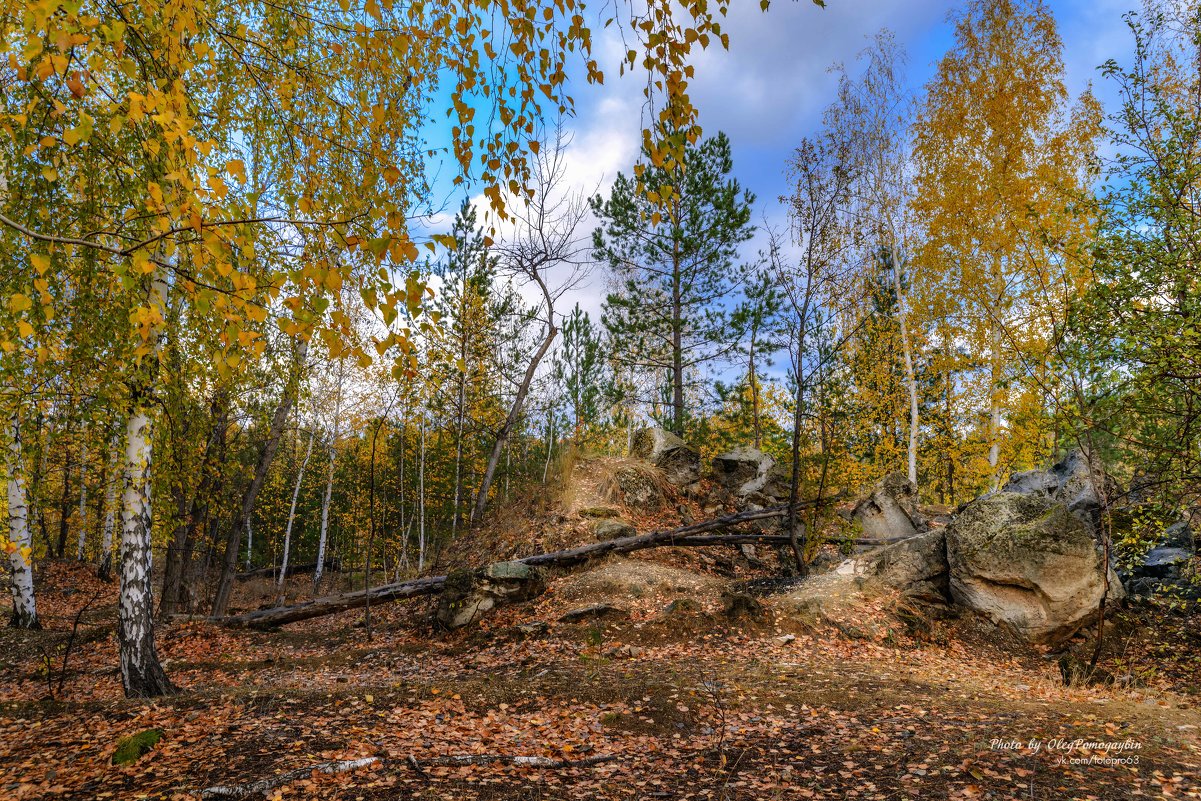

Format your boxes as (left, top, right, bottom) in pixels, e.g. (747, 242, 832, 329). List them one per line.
(1, 0, 1199, 698)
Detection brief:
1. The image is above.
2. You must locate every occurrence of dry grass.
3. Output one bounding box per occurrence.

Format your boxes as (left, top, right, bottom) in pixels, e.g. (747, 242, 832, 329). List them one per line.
(595, 459, 674, 510)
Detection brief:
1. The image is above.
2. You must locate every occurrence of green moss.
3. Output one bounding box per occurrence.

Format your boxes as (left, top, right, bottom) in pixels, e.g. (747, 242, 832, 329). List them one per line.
(112, 729, 162, 765)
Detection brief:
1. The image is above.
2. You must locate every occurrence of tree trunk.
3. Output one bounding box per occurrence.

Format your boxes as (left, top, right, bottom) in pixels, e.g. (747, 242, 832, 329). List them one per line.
(452, 366, 465, 540)
(75, 442, 88, 560)
(119, 385, 176, 697)
(472, 323, 558, 523)
(98, 456, 116, 582)
(671, 237, 685, 436)
(116, 269, 174, 697)
(892, 266, 919, 486)
(417, 416, 426, 573)
(314, 359, 343, 589)
(211, 341, 308, 616)
(749, 327, 761, 450)
(56, 445, 73, 558)
(279, 427, 315, 587)
(6, 417, 39, 628)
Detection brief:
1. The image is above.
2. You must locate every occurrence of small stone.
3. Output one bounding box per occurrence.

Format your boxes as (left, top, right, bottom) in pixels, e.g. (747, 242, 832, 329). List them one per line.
(579, 506, 620, 519)
(515, 621, 549, 638)
(775, 634, 797, 645)
(560, 603, 629, 623)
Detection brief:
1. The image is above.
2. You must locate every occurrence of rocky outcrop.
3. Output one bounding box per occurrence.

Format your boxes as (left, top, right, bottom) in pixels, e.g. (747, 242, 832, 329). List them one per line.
(436, 561, 547, 629)
(851, 472, 927, 542)
(630, 427, 700, 486)
(945, 492, 1122, 646)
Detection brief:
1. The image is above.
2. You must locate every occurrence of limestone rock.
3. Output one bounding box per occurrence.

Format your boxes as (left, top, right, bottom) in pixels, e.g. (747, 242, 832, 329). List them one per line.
(608, 464, 667, 509)
(592, 519, 637, 541)
(559, 603, 629, 623)
(945, 492, 1122, 646)
(436, 561, 546, 630)
(1002, 450, 1117, 526)
(630, 427, 700, 486)
(712, 447, 776, 497)
(851, 472, 927, 542)
(834, 529, 948, 594)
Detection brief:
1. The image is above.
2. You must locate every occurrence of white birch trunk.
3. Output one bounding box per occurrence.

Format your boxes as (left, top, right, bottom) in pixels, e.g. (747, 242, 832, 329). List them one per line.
(76, 442, 88, 560)
(279, 427, 314, 587)
(891, 268, 920, 486)
(244, 518, 252, 570)
(6, 417, 38, 628)
(313, 362, 343, 588)
(117, 270, 173, 697)
(418, 416, 426, 573)
(99, 457, 116, 579)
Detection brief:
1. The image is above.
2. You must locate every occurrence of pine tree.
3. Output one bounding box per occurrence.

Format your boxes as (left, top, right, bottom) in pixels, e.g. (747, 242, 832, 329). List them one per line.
(594, 132, 755, 436)
(552, 304, 609, 443)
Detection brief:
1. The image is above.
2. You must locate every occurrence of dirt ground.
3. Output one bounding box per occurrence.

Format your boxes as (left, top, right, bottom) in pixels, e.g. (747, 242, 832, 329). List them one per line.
(1, 560, 1199, 801)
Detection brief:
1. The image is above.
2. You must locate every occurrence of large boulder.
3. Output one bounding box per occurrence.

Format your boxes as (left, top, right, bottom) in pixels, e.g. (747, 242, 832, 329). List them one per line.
(945, 492, 1123, 646)
(630, 427, 700, 486)
(712, 447, 776, 497)
(851, 472, 927, 542)
(436, 561, 546, 630)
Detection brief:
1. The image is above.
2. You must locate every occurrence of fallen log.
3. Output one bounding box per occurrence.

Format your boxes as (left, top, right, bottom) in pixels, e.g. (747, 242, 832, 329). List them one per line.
(200, 757, 379, 799)
(220, 500, 829, 630)
(407, 753, 618, 772)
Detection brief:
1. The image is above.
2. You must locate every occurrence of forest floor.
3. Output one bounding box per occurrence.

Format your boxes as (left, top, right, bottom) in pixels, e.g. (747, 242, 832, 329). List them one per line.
(2, 558, 1200, 801)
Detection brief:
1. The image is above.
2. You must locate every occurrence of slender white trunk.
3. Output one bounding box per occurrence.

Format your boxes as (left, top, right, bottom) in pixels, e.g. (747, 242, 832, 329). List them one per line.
(418, 416, 426, 573)
(452, 375, 465, 539)
(542, 412, 554, 483)
(314, 362, 343, 588)
(75, 442, 88, 560)
(891, 267, 919, 486)
(99, 455, 116, 579)
(279, 427, 314, 587)
(244, 518, 252, 570)
(6, 417, 38, 628)
(314, 441, 336, 588)
(988, 320, 1003, 492)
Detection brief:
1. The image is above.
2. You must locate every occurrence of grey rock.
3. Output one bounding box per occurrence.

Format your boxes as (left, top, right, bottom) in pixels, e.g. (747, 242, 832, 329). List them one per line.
(945, 492, 1123, 646)
(1162, 521, 1195, 552)
(592, 519, 637, 541)
(852, 472, 927, 542)
(630, 427, 700, 486)
(712, 447, 777, 497)
(559, 603, 629, 623)
(436, 562, 547, 629)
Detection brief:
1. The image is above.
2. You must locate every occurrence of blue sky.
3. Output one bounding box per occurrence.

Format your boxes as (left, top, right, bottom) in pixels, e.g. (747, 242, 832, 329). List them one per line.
(418, 0, 1139, 320)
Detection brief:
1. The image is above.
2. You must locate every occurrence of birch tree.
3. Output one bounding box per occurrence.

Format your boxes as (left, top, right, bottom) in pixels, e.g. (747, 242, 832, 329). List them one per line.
(117, 269, 175, 698)
(913, 0, 1099, 492)
(827, 31, 922, 485)
(5, 415, 38, 629)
